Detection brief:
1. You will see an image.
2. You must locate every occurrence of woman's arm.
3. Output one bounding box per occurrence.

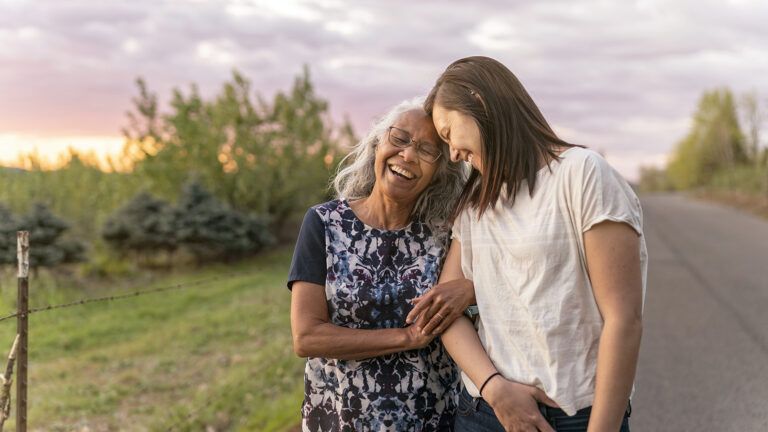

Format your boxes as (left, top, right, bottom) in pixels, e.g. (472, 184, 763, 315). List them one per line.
(290, 281, 434, 360)
(405, 278, 475, 335)
(584, 221, 643, 432)
(433, 241, 556, 432)
(404, 242, 475, 335)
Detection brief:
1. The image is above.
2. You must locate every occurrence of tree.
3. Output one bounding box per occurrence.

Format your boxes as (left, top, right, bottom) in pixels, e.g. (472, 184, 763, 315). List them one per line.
(102, 191, 177, 264)
(122, 78, 164, 162)
(175, 180, 272, 262)
(122, 68, 347, 236)
(738, 92, 766, 167)
(638, 166, 673, 193)
(0, 204, 19, 265)
(667, 88, 748, 189)
(261, 67, 346, 226)
(16, 203, 86, 270)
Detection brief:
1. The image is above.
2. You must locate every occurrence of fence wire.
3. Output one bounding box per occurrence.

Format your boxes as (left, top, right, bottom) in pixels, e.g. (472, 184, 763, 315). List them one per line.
(0, 270, 257, 324)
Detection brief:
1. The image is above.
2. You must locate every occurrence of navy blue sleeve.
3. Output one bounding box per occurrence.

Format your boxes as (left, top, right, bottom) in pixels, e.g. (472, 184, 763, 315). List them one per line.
(287, 208, 327, 290)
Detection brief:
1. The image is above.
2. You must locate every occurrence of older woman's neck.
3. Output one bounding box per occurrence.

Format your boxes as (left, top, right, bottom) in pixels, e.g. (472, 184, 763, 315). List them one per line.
(351, 191, 414, 231)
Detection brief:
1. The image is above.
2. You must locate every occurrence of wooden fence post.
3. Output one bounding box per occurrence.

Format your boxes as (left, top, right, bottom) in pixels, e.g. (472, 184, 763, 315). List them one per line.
(0, 335, 20, 431)
(16, 232, 28, 432)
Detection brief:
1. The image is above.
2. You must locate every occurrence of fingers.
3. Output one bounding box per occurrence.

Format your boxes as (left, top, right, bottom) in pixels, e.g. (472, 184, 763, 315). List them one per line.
(421, 305, 452, 335)
(414, 290, 446, 329)
(534, 415, 555, 432)
(532, 389, 559, 408)
(405, 292, 432, 324)
(427, 306, 457, 335)
(508, 423, 536, 432)
(415, 300, 440, 332)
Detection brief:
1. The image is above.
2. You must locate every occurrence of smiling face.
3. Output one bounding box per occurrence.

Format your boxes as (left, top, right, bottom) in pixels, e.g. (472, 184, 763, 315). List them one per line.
(431, 103, 484, 174)
(373, 109, 442, 205)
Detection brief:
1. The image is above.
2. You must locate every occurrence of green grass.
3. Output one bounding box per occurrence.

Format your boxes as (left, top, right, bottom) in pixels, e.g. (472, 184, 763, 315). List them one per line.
(0, 248, 304, 431)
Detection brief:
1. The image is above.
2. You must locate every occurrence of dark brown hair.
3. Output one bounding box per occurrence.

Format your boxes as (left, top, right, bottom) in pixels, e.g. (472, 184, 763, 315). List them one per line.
(424, 56, 579, 220)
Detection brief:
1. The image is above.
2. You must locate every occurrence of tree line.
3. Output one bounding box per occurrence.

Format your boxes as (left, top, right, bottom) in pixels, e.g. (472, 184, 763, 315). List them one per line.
(0, 67, 355, 272)
(640, 88, 767, 195)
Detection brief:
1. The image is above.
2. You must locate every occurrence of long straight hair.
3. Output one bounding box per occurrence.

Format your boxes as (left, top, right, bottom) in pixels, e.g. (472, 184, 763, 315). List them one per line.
(424, 56, 580, 220)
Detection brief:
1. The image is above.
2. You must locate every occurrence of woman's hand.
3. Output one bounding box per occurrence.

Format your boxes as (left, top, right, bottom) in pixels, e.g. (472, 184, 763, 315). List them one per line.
(403, 322, 437, 350)
(405, 278, 475, 335)
(482, 376, 558, 432)
(292, 281, 439, 360)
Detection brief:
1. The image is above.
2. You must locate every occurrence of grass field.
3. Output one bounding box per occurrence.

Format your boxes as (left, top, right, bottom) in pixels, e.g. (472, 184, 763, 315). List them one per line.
(0, 247, 303, 431)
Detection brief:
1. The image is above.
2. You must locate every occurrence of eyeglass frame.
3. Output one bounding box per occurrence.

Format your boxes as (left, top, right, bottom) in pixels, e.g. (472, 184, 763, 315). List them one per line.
(386, 126, 443, 164)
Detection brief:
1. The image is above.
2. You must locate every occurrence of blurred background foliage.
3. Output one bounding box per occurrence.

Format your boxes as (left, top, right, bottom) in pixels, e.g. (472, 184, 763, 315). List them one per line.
(0, 67, 356, 275)
(639, 88, 768, 202)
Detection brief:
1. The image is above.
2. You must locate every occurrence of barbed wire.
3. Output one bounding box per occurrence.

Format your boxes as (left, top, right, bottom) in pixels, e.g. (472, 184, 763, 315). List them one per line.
(0, 269, 262, 429)
(0, 270, 258, 324)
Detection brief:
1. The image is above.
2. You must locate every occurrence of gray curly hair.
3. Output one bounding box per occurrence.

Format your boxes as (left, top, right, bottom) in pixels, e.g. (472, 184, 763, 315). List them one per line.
(332, 97, 468, 246)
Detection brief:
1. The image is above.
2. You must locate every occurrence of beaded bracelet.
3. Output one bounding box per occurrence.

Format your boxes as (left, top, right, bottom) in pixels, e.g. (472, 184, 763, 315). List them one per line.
(479, 371, 502, 397)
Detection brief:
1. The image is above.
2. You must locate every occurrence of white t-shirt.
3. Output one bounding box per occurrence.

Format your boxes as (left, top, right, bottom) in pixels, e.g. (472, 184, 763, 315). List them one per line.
(453, 147, 648, 415)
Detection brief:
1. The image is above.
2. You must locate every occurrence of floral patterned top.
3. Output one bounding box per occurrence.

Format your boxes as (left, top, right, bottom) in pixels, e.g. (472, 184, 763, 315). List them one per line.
(287, 199, 459, 431)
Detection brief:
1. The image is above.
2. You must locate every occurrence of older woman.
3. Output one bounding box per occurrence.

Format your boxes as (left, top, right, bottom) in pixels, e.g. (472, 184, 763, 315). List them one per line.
(287, 98, 469, 431)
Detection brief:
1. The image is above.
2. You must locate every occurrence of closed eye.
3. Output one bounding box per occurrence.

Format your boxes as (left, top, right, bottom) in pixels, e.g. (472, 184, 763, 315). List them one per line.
(440, 127, 450, 142)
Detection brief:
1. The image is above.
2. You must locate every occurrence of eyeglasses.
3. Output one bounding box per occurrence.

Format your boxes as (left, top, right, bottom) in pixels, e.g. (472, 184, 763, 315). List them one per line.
(387, 126, 443, 164)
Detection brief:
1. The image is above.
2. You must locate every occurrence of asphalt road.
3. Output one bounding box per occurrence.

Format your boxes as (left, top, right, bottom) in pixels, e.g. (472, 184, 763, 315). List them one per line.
(632, 194, 768, 431)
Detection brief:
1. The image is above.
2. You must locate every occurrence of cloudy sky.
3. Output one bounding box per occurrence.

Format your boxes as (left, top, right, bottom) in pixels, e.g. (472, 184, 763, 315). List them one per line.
(1, 0, 767, 180)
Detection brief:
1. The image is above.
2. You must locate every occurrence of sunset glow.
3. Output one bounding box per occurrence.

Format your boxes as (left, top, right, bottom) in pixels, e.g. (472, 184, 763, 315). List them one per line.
(1, 0, 767, 181)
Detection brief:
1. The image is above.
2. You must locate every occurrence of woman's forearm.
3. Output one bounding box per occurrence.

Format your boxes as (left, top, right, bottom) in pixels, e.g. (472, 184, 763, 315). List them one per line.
(588, 318, 642, 432)
(293, 322, 419, 361)
(440, 316, 497, 388)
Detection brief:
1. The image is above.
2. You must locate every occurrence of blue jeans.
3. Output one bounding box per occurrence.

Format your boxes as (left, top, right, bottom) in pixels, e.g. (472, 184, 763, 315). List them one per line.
(454, 387, 630, 432)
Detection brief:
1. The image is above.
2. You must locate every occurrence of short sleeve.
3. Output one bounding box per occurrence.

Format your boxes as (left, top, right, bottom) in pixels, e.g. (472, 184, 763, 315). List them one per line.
(450, 209, 474, 280)
(580, 152, 643, 236)
(286, 208, 327, 290)
(450, 211, 463, 242)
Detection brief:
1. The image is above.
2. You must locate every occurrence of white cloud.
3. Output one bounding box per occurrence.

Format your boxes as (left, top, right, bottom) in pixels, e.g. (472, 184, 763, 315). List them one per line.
(16, 26, 40, 39)
(196, 39, 237, 65)
(225, 0, 322, 21)
(122, 38, 141, 54)
(467, 20, 533, 54)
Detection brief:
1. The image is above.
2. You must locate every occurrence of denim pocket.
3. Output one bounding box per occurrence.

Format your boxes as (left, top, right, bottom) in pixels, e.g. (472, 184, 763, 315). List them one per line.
(456, 390, 475, 417)
(620, 416, 631, 432)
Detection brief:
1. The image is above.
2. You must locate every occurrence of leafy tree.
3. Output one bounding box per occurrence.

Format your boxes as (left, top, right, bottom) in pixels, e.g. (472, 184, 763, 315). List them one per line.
(668, 88, 748, 189)
(102, 191, 177, 263)
(16, 203, 86, 270)
(122, 68, 349, 236)
(738, 92, 767, 169)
